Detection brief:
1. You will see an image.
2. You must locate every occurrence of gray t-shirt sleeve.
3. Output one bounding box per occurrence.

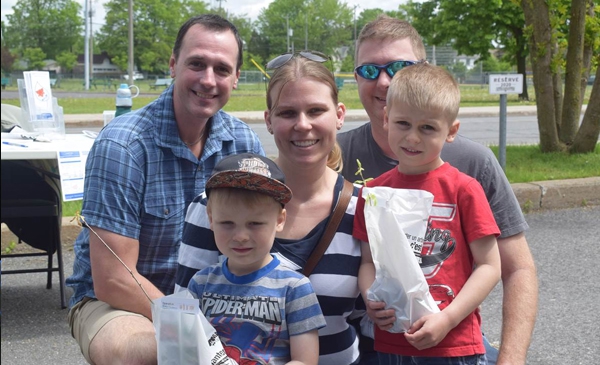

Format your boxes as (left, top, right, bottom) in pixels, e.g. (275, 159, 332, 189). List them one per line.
(442, 135, 529, 238)
(337, 123, 397, 183)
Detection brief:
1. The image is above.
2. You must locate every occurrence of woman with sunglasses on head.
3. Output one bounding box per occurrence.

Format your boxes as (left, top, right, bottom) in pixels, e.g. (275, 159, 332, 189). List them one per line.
(175, 52, 366, 364)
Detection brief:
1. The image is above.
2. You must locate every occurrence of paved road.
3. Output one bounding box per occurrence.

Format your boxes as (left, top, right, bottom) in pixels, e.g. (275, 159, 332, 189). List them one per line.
(480, 205, 600, 364)
(2, 205, 599, 364)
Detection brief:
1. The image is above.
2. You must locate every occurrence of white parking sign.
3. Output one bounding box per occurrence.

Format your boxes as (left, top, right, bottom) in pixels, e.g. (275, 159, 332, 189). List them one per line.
(489, 74, 523, 94)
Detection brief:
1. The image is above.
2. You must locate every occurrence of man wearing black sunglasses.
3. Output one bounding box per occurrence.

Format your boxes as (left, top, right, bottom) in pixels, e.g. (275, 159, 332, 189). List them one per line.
(338, 14, 537, 365)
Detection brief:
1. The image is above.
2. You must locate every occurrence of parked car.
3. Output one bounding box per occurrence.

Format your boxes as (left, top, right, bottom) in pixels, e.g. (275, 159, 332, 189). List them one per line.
(588, 75, 596, 85)
(122, 72, 144, 81)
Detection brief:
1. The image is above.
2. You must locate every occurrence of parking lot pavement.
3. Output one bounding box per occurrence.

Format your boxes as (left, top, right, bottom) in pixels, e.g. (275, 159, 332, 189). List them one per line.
(3, 206, 600, 364)
(1, 252, 83, 365)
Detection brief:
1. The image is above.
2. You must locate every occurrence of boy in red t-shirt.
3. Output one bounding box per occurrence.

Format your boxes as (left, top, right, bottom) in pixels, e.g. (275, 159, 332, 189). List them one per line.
(354, 63, 501, 363)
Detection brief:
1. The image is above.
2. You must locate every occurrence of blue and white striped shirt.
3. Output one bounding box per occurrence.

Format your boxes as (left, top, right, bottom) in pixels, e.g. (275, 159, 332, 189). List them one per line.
(66, 85, 264, 307)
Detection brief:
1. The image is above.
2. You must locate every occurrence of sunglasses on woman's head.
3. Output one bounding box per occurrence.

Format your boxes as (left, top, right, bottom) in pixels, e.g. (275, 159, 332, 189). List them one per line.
(354, 60, 424, 80)
(266, 50, 330, 70)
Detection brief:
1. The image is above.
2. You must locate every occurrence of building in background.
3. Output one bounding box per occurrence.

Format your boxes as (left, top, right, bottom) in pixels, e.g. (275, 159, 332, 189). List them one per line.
(74, 51, 120, 78)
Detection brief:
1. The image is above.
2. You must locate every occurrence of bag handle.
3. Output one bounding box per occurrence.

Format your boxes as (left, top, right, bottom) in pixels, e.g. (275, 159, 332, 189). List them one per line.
(303, 179, 354, 276)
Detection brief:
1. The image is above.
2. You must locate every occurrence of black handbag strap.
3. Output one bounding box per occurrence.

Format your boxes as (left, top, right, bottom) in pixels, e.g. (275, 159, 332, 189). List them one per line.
(303, 179, 354, 276)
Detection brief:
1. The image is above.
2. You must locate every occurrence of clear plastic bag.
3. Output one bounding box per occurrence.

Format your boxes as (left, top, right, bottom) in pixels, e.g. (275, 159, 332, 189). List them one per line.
(362, 186, 440, 333)
(152, 290, 232, 365)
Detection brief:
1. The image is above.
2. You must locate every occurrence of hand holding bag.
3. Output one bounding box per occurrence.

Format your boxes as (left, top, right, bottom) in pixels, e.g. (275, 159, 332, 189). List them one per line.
(362, 186, 439, 333)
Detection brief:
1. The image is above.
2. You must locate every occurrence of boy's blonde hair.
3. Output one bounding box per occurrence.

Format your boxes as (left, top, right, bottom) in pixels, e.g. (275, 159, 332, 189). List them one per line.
(387, 63, 460, 122)
(207, 187, 283, 213)
(355, 14, 427, 64)
(266, 56, 343, 172)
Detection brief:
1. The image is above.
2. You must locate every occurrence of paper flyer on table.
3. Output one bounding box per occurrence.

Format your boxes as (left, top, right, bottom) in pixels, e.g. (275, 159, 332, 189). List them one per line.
(56, 149, 89, 201)
(24, 71, 55, 123)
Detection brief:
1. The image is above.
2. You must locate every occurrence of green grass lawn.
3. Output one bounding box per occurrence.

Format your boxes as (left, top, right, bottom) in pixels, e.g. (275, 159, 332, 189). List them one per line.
(491, 144, 600, 182)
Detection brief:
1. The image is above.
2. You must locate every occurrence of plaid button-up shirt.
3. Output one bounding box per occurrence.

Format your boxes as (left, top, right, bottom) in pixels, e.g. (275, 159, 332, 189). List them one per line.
(67, 85, 264, 307)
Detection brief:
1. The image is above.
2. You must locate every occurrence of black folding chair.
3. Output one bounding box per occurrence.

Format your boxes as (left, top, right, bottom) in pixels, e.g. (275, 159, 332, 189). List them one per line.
(1, 161, 67, 309)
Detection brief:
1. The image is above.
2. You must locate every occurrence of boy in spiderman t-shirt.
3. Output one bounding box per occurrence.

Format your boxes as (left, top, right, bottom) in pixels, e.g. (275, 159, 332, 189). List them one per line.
(188, 153, 325, 365)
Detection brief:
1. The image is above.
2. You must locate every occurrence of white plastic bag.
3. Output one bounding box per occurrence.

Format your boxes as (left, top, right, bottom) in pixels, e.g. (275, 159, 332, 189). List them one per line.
(362, 186, 439, 333)
(152, 290, 232, 365)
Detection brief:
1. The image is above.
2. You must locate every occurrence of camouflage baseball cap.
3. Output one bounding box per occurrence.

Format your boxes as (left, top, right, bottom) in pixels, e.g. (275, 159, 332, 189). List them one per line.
(206, 153, 292, 205)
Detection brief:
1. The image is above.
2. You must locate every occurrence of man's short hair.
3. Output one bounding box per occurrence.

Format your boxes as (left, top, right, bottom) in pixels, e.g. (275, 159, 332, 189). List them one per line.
(173, 14, 244, 71)
(355, 14, 426, 64)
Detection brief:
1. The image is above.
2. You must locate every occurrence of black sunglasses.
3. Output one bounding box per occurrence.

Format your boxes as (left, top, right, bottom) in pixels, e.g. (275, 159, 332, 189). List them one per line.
(355, 60, 424, 80)
(266, 50, 330, 70)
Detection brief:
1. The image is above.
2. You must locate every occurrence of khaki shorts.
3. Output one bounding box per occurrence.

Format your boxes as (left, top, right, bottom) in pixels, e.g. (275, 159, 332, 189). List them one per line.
(68, 297, 144, 363)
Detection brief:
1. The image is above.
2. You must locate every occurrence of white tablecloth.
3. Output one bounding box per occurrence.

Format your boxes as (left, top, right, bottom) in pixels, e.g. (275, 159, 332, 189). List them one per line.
(2, 134, 95, 201)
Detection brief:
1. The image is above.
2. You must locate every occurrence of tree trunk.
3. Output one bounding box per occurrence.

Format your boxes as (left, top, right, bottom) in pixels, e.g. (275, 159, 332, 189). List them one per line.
(579, 1, 595, 108)
(521, 0, 562, 152)
(513, 26, 529, 101)
(571, 64, 600, 153)
(560, 0, 586, 144)
(552, 57, 563, 132)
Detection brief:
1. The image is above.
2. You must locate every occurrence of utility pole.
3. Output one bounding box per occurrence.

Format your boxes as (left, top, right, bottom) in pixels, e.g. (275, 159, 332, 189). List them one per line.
(305, 13, 308, 50)
(353, 5, 358, 47)
(89, 0, 94, 80)
(285, 15, 290, 52)
(84, 0, 89, 90)
(128, 0, 134, 85)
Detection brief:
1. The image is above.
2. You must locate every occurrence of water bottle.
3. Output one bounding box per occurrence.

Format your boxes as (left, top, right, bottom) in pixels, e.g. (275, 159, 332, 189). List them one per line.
(115, 83, 133, 117)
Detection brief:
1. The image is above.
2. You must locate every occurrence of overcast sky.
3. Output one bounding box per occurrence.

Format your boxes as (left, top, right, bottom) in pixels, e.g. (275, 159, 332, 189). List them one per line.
(2, 0, 405, 27)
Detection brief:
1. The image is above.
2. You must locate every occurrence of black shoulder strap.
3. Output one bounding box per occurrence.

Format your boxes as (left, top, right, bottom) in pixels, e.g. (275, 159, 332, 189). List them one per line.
(303, 179, 354, 276)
